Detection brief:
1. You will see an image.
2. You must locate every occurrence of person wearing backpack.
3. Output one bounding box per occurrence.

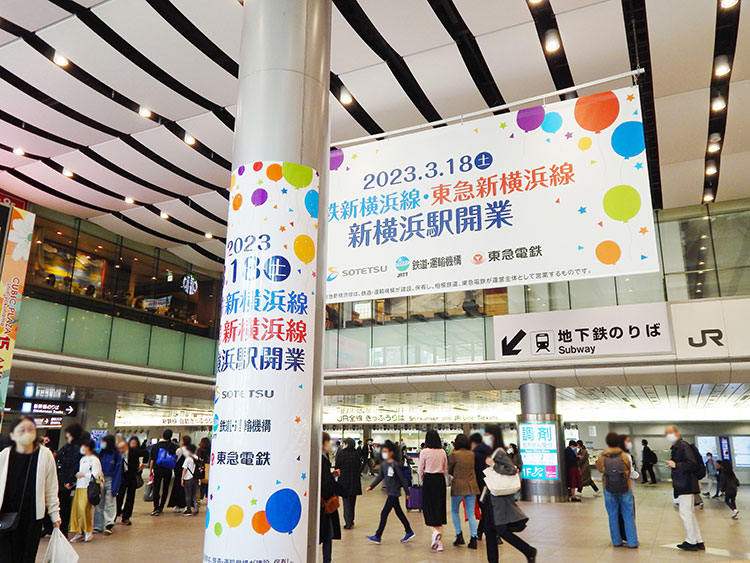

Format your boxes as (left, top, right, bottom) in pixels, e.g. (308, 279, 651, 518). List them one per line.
(640, 440, 657, 484)
(595, 432, 638, 549)
(665, 425, 704, 552)
(148, 429, 178, 516)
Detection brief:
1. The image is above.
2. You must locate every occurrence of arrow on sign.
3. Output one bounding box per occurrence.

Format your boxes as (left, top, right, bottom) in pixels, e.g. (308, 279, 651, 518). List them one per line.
(501, 329, 527, 356)
(65, 405, 74, 415)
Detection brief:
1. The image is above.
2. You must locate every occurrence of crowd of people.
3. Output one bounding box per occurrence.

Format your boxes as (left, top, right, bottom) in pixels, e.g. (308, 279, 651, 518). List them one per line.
(0, 416, 210, 563)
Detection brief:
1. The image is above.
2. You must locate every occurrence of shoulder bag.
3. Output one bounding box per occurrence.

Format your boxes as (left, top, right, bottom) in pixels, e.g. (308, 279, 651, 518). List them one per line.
(321, 495, 340, 514)
(87, 474, 102, 506)
(483, 449, 521, 496)
(0, 451, 34, 532)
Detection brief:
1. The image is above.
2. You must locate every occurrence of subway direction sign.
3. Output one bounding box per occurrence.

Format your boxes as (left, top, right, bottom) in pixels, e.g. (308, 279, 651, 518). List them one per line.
(4, 397, 77, 417)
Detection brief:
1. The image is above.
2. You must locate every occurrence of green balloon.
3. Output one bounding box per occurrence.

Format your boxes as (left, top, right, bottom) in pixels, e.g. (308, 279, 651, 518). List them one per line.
(214, 522, 222, 536)
(282, 162, 313, 190)
(603, 185, 641, 223)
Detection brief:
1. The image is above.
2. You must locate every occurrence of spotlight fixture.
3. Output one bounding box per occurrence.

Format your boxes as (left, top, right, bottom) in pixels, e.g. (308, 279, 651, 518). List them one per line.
(160, 211, 169, 219)
(12, 147, 25, 156)
(703, 193, 714, 203)
(53, 53, 69, 67)
(705, 160, 717, 175)
(714, 55, 731, 77)
(707, 133, 721, 153)
(721, 0, 739, 8)
(124, 196, 135, 204)
(62, 168, 74, 177)
(204, 232, 213, 239)
(184, 134, 196, 145)
(339, 90, 353, 105)
(138, 106, 152, 118)
(711, 95, 726, 112)
(544, 29, 561, 53)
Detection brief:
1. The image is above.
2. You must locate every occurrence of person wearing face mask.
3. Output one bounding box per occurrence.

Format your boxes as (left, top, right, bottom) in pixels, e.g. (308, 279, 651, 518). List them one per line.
(565, 440, 582, 502)
(664, 425, 705, 551)
(70, 438, 101, 543)
(0, 415, 61, 562)
(320, 432, 345, 563)
(334, 438, 363, 529)
(55, 422, 85, 537)
(94, 434, 122, 534)
(167, 435, 191, 513)
(418, 429, 448, 551)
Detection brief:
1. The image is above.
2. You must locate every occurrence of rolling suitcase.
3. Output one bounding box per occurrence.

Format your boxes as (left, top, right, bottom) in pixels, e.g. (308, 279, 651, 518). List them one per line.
(406, 485, 422, 511)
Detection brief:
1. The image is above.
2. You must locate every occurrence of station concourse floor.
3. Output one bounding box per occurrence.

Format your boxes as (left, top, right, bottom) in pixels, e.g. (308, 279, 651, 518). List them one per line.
(37, 480, 749, 563)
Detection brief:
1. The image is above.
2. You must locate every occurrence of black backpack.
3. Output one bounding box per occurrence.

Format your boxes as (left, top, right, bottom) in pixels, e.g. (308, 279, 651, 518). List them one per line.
(194, 458, 206, 481)
(603, 453, 629, 494)
(689, 443, 707, 480)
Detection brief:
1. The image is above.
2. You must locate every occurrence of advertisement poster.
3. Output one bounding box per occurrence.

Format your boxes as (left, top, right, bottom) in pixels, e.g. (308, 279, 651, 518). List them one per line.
(205, 162, 319, 561)
(519, 422, 559, 480)
(732, 436, 750, 468)
(327, 86, 658, 302)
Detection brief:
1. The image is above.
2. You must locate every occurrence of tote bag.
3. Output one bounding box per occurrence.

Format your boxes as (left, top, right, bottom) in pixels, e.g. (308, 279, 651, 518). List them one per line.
(483, 450, 521, 496)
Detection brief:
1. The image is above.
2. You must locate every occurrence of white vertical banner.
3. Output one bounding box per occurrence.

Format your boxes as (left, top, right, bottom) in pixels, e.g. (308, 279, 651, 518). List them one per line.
(204, 161, 320, 562)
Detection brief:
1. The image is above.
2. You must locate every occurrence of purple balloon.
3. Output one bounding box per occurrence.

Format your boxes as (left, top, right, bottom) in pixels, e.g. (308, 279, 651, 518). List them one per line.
(251, 188, 268, 206)
(516, 106, 546, 133)
(330, 148, 344, 171)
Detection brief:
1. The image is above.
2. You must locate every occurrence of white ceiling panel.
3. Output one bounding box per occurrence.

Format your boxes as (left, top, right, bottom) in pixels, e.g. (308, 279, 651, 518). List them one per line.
(717, 150, 750, 203)
(0, 120, 72, 158)
(551, 0, 606, 13)
(339, 63, 427, 131)
(166, 243, 223, 272)
(0, 30, 16, 47)
(646, 0, 715, 98)
(38, 18, 205, 121)
(453, 0, 531, 37)
(131, 126, 229, 187)
(90, 213, 179, 248)
(404, 43, 487, 117)
(359, 0, 452, 55)
(94, 1, 237, 107)
(0, 150, 34, 169)
(478, 23, 556, 103)
(330, 7, 382, 75)
(0, 41, 157, 136)
(189, 191, 230, 220)
(0, 0, 69, 31)
(0, 170, 99, 218)
(722, 79, 750, 154)
(654, 89, 709, 165)
(170, 0, 243, 61)
(177, 112, 234, 164)
(329, 95, 370, 144)
(157, 199, 227, 237)
(660, 159, 705, 209)
(732, 1, 750, 83)
(120, 205, 206, 244)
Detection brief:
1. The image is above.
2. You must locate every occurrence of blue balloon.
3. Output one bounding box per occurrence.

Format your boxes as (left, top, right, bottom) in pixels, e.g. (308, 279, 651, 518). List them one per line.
(541, 111, 562, 134)
(266, 488, 301, 534)
(205, 507, 210, 529)
(304, 189, 319, 219)
(611, 121, 645, 159)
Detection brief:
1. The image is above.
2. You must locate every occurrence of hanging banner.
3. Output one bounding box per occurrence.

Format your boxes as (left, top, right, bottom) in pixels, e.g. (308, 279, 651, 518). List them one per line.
(205, 162, 319, 562)
(0, 206, 35, 422)
(327, 85, 658, 302)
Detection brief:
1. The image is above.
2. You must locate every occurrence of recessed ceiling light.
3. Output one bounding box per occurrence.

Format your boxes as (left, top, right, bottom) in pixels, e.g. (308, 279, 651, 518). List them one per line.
(204, 232, 213, 239)
(700, 246, 707, 250)
(53, 53, 69, 67)
(711, 95, 726, 112)
(700, 234, 708, 239)
(97, 245, 103, 249)
(160, 211, 169, 219)
(56, 231, 63, 236)
(133, 257, 139, 261)
(721, 0, 739, 8)
(138, 106, 152, 118)
(696, 289, 703, 293)
(705, 160, 717, 175)
(35, 240, 42, 244)
(697, 282, 703, 286)
(698, 270, 704, 275)
(707, 141, 721, 153)
(703, 193, 714, 203)
(184, 134, 196, 145)
(339, 90, 353, 105)
(714, 55, 731, 77)
(698, 261, 705, 266)
(12, 147, 25, 156)
(544, 29, 561, 53)
(124, 196, 135, 204)
(62, 168, 74, 177)
(528, 0, 545, 4)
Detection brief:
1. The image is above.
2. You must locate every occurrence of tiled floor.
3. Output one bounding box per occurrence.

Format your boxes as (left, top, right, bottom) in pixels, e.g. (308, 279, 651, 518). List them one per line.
(37, 481, 749, 562)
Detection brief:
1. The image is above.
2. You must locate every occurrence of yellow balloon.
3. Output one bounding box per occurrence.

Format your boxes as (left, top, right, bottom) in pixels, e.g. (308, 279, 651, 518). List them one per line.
(226, 505, 244, 528)
(578, 137, 592, 151)
(294, 234, 316, 264)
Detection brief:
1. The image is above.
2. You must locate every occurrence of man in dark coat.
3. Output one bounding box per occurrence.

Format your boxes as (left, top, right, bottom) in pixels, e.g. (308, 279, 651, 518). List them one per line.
(335, 438, 363, 529)
(321, 433, 344, 563)
(665, 425, 704, 552)
(470, 433, 492, 541)
(640, 439, 657, 484)
(56, 423, 85, 537)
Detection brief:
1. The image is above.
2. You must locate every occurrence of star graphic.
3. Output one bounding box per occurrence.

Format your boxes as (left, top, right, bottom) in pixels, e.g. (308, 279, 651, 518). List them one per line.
(301, 473, 307, 480)
(565, 131, 573, 139)
(499, 122, 507, 129)
(295, 416, 301, 423)
(473, 128, 478, 133)
(351, 154, 357, 159)
(250, 498, 257, 506)
(578, 206, 587, 214)
(634, 162, 643, 170)
(248, 485, 252, 491)
(639, 227, 648, 235)
(280, 226, 286, 232)
(281, 188, 288, 194)
(626, 94, 635, 101)
(257, 179, 263, 185)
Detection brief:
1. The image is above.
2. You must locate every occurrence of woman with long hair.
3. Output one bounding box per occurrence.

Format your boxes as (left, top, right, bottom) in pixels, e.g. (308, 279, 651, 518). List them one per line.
(0, 416, 61, 562)
(94, 434, 122, 534)
(418, 428, 447, 551)
(717, 459, 740, 519)
(167, 435, 191, 511)
(448, 433, 480, 549)
(481, 424, 537, 563)
(70, 438, 101, 543)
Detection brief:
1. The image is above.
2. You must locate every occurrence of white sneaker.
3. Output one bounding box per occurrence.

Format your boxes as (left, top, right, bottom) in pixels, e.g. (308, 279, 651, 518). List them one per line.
(70, 534, 84, 543)
(732, 509, 739, 520)
(594, 490, 602, 497)
(84, 532, 93, 542)
(436, 541, 444, 552)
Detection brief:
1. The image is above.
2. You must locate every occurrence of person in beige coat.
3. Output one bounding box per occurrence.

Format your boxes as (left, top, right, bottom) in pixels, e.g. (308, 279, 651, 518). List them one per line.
(448, 433, 480, 549)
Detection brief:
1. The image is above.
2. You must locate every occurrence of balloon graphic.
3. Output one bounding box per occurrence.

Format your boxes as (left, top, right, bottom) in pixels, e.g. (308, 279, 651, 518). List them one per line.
(304, 189, 319, 219)
(232, 193, 242, 211)
(214, 522, 222, 536)
(266, 488, 302, 534)
(205, 507, 210, 529)
(541, 112, 562, 134)
(252, 511, 271, 535)
(251, 188, 268, 206)
(282, 162, 313, 189)
(330, 148, 344, 171)
(294, 235, 315, 264)
(611, 121, 645, 159)
(226, 505, 243, 528)
(603, 185, 641, 223)
(516, 106, 545, 132)
(267, 163, 283, 182)
(578, 137, 592, 151)
(230, 173, 236, 189)
(574, 91, 620, 133)
(596, 240, 621, 265)
(253, 161, 262, 172)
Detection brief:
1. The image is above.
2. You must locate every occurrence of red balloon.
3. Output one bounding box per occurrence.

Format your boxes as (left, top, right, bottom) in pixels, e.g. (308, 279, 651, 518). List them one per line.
(574, 91, 620, 133)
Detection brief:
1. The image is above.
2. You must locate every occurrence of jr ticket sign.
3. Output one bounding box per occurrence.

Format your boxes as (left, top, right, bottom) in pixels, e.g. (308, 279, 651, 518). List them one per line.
(327, 86, 658, 302)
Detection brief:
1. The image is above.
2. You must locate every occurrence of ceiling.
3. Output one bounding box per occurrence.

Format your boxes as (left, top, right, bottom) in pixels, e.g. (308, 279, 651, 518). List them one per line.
(0, 0, 747, 270)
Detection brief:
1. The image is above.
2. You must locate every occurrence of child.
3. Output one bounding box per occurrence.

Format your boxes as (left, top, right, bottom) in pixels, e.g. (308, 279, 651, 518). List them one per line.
(718, 460, 740, 519)
(181, 444, 199, 516)
(365, 440, 415, 544)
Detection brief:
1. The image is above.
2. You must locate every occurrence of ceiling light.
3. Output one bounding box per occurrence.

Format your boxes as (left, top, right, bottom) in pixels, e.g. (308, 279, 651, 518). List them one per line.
(705, 160, 717, 175)
(698, 261, 705, 266)
(697, 282, 703, 286)
(62, 168, 74, 177)
(700, 234, 708, 239)
(35, 240, 42, 244)
(721, 0, 739, 8)
(700, 246, 707, 250)
(133, 257, 139, 261)
(12, 147, 25, 156)
(711, 95, 726, 112)
(53, 53, 69, 67)
(714, 55, 731, 77)
(56, 231, 63, 236)
(204, 232, 213, 239)
(698, 270, 704, 275)
(160, 211, 169, 219)
(97, 245, 103, 249)
(528, 0, 545, 3)
(184, 134, 196, 145)
(707, 141, 721, 153)
(339, 90, 353, 105)
(703, 193, 714, 203)
(696, 289, 703, 293)
(544, 29, 561, 53)
(124, 196, 135, 204)
(138, 106, 152, 118)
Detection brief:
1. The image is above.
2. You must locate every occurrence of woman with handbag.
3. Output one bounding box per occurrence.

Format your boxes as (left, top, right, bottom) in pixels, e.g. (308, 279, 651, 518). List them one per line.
(320, 432, 344, 563)
(70, 438, 102, 543)
(0, 415, 61, 563)
(481, 424, 537, 563)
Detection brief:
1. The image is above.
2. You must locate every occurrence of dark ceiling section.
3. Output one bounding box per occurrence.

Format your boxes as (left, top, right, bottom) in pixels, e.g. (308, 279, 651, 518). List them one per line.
(621, 0, 662, 210)
(333, 0, 442, 123)
(526, 0, 576, 99)
(427, 0, 506, 109)
(330, 72, 385, 135)
(703, 0, 741, 203)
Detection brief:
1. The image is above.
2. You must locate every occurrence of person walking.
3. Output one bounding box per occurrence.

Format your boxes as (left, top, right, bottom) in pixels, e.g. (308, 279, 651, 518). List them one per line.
(717, 460, 739, 519)
(448, 433, 480, 549)
(595, 432, 638, 548)
(419, 429, 447, 551)
(365, 440, 415, 545)
(470, 433, 492, 542)
(0, 416, 61, 562)
(665, 425, 704, 551)
(565, 440, 582, 502)
(335, 437, 363, 529)
(181, 444, 199, 515)
(149, 429, 178, 515)
(94, 434, 122, 535)
(321, 432, 344, 563)
(116, 437, 144, 525)
(480, 424, 537, 563)
(55, 422, 85, 537)
(168, 435, 191, 512)
(70, 438, 101, 543)
(703, 452, 719, 498)
(576, 440, 600, 496)
(640, 439, 657, 484)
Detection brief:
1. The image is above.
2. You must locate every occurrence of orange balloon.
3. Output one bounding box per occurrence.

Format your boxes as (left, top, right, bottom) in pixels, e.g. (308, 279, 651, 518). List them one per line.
(574, 91, 620, 133)
(267, 163, 283, 182)
(232, 193, 243, 211)
(596, 240, 621, 265)
(252, 510, 271, 535)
